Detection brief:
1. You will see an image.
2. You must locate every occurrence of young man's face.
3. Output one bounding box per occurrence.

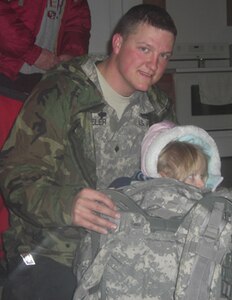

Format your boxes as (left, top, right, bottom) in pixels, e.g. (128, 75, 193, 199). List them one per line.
(112, 23, 175, 96)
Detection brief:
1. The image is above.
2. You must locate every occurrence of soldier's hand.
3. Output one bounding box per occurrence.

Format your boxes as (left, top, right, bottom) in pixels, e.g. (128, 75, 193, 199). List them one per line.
(72, 188, 120, 234)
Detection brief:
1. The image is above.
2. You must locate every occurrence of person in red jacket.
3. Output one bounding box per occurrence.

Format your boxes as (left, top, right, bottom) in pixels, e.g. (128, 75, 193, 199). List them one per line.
(0, 0, 91, 93)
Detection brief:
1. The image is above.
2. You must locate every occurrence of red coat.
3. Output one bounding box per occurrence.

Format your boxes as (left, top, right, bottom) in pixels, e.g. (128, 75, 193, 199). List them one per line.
(0, 0, 91, 79)
(0, 94, 24, 260)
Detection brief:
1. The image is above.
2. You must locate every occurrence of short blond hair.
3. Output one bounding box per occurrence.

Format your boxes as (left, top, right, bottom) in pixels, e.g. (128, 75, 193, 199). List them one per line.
(157, 141, 208, 182)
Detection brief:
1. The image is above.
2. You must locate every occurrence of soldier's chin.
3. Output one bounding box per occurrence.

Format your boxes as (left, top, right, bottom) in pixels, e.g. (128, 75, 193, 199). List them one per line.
(136, 84, 151, 92)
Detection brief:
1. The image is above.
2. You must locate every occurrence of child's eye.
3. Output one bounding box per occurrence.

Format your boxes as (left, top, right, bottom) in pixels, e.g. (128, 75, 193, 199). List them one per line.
(187, 174, 194, 180)
(200, 174, 207, 181)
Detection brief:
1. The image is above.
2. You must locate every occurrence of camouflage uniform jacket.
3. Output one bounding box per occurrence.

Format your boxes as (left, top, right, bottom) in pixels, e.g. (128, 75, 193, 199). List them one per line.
(0, 55, 176, 267)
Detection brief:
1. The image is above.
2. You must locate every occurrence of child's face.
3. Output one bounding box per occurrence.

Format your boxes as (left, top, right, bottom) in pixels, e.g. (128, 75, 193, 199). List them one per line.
(184, 173, 206, 189)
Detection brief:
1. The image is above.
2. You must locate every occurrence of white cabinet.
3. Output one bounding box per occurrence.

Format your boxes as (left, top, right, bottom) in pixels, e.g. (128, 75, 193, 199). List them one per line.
(87, 0, 142, 55)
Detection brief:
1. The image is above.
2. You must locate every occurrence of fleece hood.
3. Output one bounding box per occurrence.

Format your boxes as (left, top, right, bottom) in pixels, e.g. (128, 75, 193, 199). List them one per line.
(141, 121, 223, 191)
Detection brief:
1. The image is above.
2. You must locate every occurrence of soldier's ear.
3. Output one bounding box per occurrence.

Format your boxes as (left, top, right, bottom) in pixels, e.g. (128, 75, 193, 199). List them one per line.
(112, 34, 123, 54)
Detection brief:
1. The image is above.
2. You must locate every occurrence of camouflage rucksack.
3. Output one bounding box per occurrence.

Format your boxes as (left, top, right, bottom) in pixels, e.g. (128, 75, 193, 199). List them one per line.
(73, 179, 232, 300)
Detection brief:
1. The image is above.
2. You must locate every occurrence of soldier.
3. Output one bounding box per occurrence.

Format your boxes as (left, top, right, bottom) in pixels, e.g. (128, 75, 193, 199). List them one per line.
(0, 4, 177, 300)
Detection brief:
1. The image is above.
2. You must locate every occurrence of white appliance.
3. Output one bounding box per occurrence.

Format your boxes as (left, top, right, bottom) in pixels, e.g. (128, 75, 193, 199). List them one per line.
(171, 43, 232, 157)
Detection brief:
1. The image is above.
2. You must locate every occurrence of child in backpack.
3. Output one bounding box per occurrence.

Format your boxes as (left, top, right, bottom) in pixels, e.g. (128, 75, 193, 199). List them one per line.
(110, 120, 223, 191)
(74, 122, 232, 300)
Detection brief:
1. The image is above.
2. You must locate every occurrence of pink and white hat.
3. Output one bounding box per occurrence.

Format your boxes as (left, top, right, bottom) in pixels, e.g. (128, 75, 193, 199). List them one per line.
(141, 121, 223, 191)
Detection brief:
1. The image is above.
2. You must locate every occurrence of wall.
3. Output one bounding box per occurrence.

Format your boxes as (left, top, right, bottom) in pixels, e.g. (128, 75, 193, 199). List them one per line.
(87, 0, 232, 55)
(166, 0, 232, 44)
(87, 0, 141, 55)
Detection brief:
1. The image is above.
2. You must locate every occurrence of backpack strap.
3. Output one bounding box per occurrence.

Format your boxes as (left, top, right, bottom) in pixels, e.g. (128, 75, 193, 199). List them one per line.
(182, 195, 232, 300)
(101, 188, 194, 233)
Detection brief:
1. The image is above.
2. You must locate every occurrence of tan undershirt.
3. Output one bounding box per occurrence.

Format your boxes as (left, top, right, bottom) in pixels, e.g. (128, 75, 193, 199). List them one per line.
(96, 67, 131, 119)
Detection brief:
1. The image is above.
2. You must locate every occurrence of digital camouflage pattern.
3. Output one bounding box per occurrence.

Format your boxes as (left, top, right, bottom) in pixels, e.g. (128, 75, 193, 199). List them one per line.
(0, 55, 176, 266)
(73, 178, 232, 300)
